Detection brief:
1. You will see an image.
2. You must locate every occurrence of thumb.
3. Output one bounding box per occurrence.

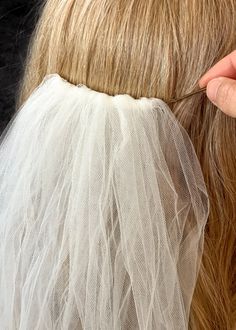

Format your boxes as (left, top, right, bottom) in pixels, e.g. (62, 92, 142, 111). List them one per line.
(206, 77, 236, 117)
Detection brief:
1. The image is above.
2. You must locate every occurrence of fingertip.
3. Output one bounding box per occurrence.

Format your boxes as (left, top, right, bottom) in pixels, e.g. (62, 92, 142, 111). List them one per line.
(198, 76, 208, 88)
(206, 77, 236, 117)
(205, 78, 223, 103)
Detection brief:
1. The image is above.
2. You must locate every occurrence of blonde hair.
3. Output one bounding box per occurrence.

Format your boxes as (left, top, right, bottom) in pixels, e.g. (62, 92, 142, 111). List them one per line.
(18, 0, 236, 328)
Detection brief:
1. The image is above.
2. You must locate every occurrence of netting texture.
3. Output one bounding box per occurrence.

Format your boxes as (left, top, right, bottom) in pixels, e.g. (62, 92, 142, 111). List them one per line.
(0, 74, 209, 330)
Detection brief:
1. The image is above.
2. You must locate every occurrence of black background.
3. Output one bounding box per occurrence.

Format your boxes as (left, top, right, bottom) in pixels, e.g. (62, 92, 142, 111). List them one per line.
(0, 0, 41, 133)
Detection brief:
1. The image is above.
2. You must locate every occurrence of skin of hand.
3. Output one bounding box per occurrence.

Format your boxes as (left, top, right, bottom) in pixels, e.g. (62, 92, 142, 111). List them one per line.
(198, 50, 236, 117)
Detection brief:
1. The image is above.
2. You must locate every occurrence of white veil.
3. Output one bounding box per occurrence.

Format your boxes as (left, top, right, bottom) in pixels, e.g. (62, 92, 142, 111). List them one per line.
(0, 74, 209, 330)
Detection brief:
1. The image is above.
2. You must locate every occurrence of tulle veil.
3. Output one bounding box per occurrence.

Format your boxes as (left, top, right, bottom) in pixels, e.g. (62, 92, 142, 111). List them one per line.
(0, 74, 209, 330)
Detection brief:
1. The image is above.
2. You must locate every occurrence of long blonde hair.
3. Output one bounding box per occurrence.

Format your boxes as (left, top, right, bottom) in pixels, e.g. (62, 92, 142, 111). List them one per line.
(18, 1, 236, 328)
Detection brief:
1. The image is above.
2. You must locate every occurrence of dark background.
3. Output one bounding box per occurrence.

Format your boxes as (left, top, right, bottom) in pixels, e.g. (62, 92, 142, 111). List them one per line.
(0, 0, 41, 133)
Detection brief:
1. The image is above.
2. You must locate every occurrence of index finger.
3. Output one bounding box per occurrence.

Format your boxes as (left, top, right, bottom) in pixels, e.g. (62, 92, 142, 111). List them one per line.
(198, 50, 236, 87)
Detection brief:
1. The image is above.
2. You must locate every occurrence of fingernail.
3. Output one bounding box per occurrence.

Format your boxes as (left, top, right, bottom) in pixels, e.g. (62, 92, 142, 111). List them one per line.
(198, 77, 207, 88)
(206, 78, 224, 104)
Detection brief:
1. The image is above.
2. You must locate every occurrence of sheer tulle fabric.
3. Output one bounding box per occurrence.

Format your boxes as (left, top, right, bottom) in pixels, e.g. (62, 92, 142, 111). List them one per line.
(0, 74, 209, 330)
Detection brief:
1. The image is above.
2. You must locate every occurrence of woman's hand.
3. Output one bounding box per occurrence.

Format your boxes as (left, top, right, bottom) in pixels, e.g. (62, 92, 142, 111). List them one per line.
(199, 50, 236, 117)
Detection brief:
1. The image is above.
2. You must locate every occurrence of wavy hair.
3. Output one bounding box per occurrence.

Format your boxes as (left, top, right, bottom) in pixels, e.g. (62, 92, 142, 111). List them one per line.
(18, 0, 236, 328)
